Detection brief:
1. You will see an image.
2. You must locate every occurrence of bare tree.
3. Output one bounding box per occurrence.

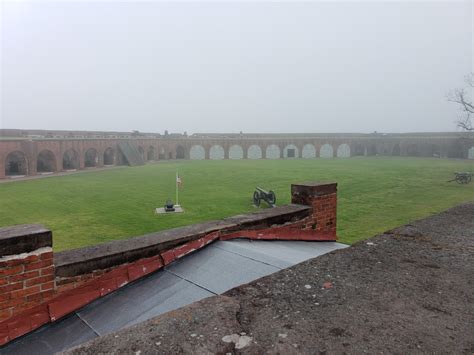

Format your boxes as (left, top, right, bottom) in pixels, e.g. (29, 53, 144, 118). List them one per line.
(448, 73, 474, 131)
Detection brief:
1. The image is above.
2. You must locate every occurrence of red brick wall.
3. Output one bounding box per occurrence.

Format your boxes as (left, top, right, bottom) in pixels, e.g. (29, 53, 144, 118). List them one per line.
(0, 248, 55, 323)
(0, 183, 338, 345)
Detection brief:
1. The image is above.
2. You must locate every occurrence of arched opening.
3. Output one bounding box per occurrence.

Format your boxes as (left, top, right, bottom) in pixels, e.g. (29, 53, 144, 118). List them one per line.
(320, 144, 334, 158)
(367, 144, 377, 156)
(353, 144, 365, 156)
(229, 145, 243, 159)
(406, 144, 419, 157)
(302, 144, 316, 159)
(5, 151, 28, 176)
(265, 144, 280, 159)
(62, 149, 79, 170)
(84, 148, 98, 167)
(103, 148, 115, 165)
(190, 145, 205, 160)
(36, 150, 56, 173)
(247, 145, 262, 159)
(209, 145, 224, 160)
(431, 144, 441, 158)
(336, 144, 351, 158)
(392, 144, 401, 156)
(176, 145, 185, 159)
(138, 146, 145, 161)
(283, 144, 299, 158)
(159, 147, 166, 160)
(147, 146, 155, 161)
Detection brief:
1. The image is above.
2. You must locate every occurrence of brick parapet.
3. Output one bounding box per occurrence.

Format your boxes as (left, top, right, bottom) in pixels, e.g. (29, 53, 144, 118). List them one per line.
(0, 181, 339, 346)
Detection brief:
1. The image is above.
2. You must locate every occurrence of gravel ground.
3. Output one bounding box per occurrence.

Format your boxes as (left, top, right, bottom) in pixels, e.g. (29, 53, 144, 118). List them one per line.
(65, 203, 474, 354)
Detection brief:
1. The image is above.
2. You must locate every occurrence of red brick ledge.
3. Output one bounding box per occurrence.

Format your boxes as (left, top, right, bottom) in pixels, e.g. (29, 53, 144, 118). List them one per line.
(0, 181, 338, 346)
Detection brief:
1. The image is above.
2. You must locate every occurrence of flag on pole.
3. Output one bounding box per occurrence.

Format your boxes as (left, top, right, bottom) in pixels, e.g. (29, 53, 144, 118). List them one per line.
(176, 174, 183, 187)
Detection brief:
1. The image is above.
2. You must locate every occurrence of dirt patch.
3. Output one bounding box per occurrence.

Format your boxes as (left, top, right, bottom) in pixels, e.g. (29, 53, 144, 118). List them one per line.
(66, 203, 474, 354)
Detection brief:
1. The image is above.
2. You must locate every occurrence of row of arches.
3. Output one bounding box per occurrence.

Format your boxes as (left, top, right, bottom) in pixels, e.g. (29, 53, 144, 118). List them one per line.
(189, 143, 352, 160)
(5, 148, 117, 176)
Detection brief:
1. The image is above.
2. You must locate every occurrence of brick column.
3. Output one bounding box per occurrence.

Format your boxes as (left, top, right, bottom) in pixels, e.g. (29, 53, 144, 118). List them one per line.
(0, 225, 54, 324)
(291, 182, 337, 238)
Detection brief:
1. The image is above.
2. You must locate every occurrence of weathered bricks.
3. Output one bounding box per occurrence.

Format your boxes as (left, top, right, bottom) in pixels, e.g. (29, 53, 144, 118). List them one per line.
(0, 182, 339, 346)
(291, 182, 338, 238)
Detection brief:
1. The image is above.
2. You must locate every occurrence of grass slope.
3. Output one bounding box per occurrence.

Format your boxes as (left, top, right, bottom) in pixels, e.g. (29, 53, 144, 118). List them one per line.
(0, 158, 472, 251)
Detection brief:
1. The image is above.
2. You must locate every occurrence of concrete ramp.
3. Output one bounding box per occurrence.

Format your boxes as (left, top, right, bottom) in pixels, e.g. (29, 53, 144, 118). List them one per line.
(117, 142, 145, 166)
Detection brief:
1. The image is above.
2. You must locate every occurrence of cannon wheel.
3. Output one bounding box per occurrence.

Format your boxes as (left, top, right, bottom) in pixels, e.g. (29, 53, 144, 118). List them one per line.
(267, 190, 276, 205)
(253, 191, 261, 206)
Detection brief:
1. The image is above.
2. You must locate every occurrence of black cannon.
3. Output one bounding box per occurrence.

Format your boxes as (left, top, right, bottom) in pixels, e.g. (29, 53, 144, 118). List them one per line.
(448, 172, 472, 184)
(164, 199, 175, 212)
(253, 187, 276, 207)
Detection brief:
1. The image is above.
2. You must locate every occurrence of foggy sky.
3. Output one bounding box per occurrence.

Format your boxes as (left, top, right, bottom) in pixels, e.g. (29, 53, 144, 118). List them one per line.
(0, 1, 472, 134)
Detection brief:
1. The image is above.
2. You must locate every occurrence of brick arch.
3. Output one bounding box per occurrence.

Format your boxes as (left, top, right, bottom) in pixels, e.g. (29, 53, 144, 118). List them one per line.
(247, 145, 262, 159)
(320, 144, 334, 158)
(283, 144, 299, 158)
(84, 148, 99, 167)
(103, 147, 116, 165)
(5, 151, 29, 176)
(209, 145, 225, 160)
(176, 145, 185, 159)
(190, 145, 205, 160)
(62, 149, 80, 170)
(265, 144, 280, 159)
(301, 144, 316, 158)
(336, 144, 351, 158)
(147, 146, 155, 161)
(228, 145, 243, 160)
(37, 150, 57, 172)
(137, 146, 145, 161)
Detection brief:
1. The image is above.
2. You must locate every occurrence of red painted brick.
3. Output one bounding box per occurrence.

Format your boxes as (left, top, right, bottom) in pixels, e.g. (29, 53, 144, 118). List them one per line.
(0, 278, 7, 286)
(39, 252, 53, 260)
(41, 281, 55, 291)
(24, 254, 40, 263)
(25, 275, 53, 287)
(98, 278, 117, 296)
(24, 260, 52, 272)
(9, 270, 40, 282)
(0, 282, 23, 294)
(40, 266, 55, 276)
(11, 286, 41, 298)
(7, 316, 31, 340)
(0, 265, 23, 277)
(56, 283, 76, 293)
(48, 289, 101, 321)
(161, 249, 176, 265)
(0, 309, 12, 321)
(0, 293, 11, 303)
(128, 258, 163, 282)
(0, 329, 9, 346)
(29, 305, 50, 329)
(0, 298, 24, 310)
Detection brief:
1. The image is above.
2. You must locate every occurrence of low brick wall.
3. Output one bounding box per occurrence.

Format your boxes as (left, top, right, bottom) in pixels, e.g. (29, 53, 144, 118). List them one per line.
(0, 182, 337, 346)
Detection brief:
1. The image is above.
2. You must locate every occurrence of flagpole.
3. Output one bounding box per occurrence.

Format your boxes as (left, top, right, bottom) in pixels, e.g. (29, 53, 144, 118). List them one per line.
(176, 170, 179, 206)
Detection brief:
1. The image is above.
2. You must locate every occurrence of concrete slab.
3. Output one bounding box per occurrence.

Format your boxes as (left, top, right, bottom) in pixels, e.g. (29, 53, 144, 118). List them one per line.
(77, 270, 213, 336)
(165, 244, 280, 294)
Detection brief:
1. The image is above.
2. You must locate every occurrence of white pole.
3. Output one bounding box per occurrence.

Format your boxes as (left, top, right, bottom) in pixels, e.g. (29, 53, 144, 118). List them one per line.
(176, 170, 179, 206)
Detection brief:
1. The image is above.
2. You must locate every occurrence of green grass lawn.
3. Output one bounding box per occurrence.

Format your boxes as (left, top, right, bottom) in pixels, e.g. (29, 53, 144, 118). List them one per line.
(0, 158, 473, 251)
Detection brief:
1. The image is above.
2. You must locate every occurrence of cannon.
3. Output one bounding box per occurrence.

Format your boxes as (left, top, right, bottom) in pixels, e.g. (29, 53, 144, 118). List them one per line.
(253, 187, 276, 207)
(448, 172, 472, 184)
(164, 199, 175, 212)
